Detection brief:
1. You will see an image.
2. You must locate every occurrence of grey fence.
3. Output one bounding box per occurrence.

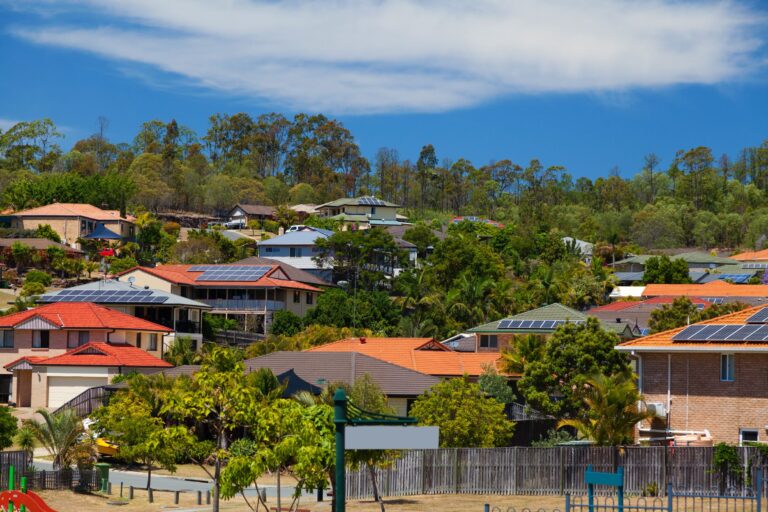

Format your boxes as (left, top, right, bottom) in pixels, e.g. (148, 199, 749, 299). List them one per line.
(0, 451, 28, 490)
(346, 447, 768, 500)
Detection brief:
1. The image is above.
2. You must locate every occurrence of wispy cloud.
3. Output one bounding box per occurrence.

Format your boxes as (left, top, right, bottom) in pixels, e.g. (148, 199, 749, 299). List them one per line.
(8, 0, 766, 114)
(0, 118, 20, 131)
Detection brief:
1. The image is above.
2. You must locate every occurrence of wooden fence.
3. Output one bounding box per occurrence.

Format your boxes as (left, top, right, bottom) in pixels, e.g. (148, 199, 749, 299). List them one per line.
(345, 447, 768, 500)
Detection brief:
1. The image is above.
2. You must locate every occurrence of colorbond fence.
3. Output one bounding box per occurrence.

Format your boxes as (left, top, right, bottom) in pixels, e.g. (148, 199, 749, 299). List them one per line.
(346, 447, 768, 500)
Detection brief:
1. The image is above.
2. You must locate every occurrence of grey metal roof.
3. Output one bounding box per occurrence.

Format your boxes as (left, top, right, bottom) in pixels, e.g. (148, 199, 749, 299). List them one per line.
(38, 279, 211, 308)
(244, 351, 440, 396)
(258, 229, 331, 246)
(614, 271, 644, 283)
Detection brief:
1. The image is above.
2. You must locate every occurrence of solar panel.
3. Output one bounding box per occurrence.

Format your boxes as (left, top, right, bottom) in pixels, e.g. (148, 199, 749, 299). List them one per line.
(672, 325, 708, 341)
(726, 324, 762, 340)
(196, 265, 271, 282)
(498, 320, 512, 329)
(745, 326, 768, 341)
(743, 263, 768, 269)
(707, 325, 743, 340)
(359, 196, 386, 206)
(747, 308, 768, 324)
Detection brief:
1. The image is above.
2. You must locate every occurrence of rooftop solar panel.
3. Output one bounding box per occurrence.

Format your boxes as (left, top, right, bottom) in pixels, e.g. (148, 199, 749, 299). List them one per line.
(744, 326, 768, 342)
(743, 263, 768, 269)
(726, 324, 762, 340)
(709, 325, 745, 340)
(747, 308, 768, 324)
(672, 325, 708, 341)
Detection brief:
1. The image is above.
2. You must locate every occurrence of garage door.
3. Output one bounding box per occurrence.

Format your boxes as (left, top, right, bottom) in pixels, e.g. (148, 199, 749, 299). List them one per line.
(48, 377, 109, 409)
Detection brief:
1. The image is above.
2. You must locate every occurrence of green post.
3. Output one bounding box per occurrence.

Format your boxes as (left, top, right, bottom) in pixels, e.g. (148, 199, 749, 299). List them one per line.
(20, 476, 27, 512)
(333, 388, 347, 512)
(8, 464, 14, 512)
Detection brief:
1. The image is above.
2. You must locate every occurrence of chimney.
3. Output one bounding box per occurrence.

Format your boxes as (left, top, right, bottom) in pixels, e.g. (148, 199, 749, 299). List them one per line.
(359, 337, 366, 344)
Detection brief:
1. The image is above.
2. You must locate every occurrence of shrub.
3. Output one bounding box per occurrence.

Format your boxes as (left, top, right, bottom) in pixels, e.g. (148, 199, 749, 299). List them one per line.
(270, 310, 303, 337)
(25, 269, 52, 287)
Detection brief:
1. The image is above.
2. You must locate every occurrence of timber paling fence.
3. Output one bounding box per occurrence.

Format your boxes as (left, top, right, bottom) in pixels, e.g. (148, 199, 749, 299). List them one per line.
(346, 447, 768, 500)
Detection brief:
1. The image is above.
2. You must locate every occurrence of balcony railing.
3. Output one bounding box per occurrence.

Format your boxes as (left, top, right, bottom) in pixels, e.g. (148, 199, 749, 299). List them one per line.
(198, 299, 285, 311)
(174, 320, 201, 334)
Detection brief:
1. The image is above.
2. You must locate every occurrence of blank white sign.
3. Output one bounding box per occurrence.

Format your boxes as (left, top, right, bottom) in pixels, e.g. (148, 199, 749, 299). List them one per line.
(346, 426, 439, 450)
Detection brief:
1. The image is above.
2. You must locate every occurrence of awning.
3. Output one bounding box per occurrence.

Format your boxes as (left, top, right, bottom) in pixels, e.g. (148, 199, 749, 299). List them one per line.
(84, 223, 122, 240)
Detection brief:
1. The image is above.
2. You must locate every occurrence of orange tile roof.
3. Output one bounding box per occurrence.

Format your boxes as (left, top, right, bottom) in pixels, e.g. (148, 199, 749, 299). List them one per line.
(307, 337, 503, 376)
(3, 356, 48, 370)
(643, 281, 768, 298)
(0, 302, 171, 332)
(590, 297, 711, 312)
(34, 342, 172, 368)
(731, 249, 768, 262)
(128, 265, 322, 291)
(617, 305, 768, 351)
(13, 203, 135, 222)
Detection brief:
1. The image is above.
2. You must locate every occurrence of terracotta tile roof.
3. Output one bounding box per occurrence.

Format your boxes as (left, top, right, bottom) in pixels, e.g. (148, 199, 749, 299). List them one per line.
(731, 249, 768, 262)
(307, 337, 503, 377)
(0, 238, 83, 253)
(34, 342, 172, 367)
(0, 302, 171, 332)
(12, 203, 135, 223)
(127, 265, 322, 291)
(3, 356, 47, 370)
(617, 305, 768, 351)
(643, 281, 768, 298)
(590, 297, 711, 312)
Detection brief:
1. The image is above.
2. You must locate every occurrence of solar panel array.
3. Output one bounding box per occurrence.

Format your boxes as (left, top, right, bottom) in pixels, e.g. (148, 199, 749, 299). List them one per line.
(39, 289, 168, 304)
(743, 263, 768, 269)
(359, 196, 386, 206)
(710, 274, 752, 283)
(497, 319, 584, 330)
(673, 324, 768, 342)
(192, 265, 272, 282)
(747, 308, 768, 324)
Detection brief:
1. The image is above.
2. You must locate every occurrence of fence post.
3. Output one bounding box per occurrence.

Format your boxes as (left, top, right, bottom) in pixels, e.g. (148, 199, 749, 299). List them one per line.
(120, 481, 123, 497)
(148, 487, 153, 503)
(560, 448, 565, 495)
(587, 465, 594, 512)
(565, 493, 570, 512)
(129, 485, 134, 499)
(667, 482, 673, 512)
(197, 491, 202, 505)
(174, 490, 180, 504)
(206, 490, 211, 504)
(757, 468, 762, 512)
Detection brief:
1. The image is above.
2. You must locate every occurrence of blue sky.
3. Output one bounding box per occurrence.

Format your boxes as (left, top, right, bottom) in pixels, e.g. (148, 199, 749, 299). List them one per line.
(1, 1, 767, 179)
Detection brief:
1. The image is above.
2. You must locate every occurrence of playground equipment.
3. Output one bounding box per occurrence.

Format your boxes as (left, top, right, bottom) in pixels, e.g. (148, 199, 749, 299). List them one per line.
(0, 465, 57, 512)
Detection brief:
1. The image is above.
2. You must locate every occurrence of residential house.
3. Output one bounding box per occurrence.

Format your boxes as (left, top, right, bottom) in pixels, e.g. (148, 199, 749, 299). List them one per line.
(731, 249, 768, 262)
(120, 263, 326, 335)
(307, 337, 502, 379)
(562, 237, 593, 264)
(37, 279, 211, 351)
(10, 203, 136, 248)
(0, 238, 83, 258)
(226, 204, 276, 228)
(315, 196, 404, 228)
(587, 297, 713, 333)
(464, 303, 641, 353)
(642, 281, 768, 306)
(612, 252, 738, 274)
(616, 305, 768, 444)
(0, 302, 171, 408)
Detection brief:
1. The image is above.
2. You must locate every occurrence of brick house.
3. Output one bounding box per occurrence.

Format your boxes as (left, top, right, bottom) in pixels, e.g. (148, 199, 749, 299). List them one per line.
(0, 302, 171, 408)
(616, 305, 768, 444)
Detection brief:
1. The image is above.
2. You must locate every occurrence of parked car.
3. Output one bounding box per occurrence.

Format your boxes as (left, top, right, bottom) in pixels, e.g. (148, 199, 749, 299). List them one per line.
(286, 225, 307, 232)
(224, 219, 246, 229)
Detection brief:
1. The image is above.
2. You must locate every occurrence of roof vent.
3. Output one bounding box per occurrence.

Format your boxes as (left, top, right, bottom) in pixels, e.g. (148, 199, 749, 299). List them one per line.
(359, 337, 366, 344)
(144, 286, 149, 290)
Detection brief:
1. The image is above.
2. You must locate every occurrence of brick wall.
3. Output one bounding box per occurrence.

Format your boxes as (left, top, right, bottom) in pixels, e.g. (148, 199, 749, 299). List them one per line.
(640, 352, 768, 444)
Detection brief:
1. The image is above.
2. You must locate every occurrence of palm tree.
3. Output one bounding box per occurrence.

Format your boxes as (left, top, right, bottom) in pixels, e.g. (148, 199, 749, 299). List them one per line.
(22, 409, 94, 470)
(501, 334, 544, 375)
(557, 372, 653, 446)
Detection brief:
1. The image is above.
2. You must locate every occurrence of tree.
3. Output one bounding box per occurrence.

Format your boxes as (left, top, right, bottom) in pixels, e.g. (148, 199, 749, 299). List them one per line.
(649, 297, 748, 333)
(411, 377, 514, 447)
(22, 409, 94, 470)
(478, 365, 516, 404)
(0, 407, 18, 450)
(92, 390, 181, 488)
(402, 223, 439, 259)
(304, 288, 400, 334)
(163, 336, 201, 366)
(558, 372, 653, 446)
(35, 224, 61, 243)
(10, 242, 32, 272)
(270, 310, 303, 336)
(642, 255, 691, 284)
(517, 318, 631, 418)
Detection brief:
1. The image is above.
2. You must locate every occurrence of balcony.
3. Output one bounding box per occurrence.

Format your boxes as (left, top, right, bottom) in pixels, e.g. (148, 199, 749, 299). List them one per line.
(198, 299, 285, 312)
(174, 320, 201, 334)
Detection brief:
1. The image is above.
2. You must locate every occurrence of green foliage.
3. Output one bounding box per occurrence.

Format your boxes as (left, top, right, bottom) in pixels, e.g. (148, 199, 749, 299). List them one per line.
(402, 223, 439, 258)
(20, 280, 46, 297)
(411, 376, 515, 447)
(304, 288, 400, 334)
(642, 255, 692, 284)
(649, 298, 748, 333)
(202, 313, 239, 340)
(557, 372, 652, 445)
(0, 406, 18, 450)
(517, 318, 631, 418)
(478, 365, 517, 404)
(108, 256, 139, 274)
(163, 336, 201, 366)
(531, 428, 575, 447)
(25, 269, 52, 286)
(35, 224, 61, 243)
(270, 310, 304, 336)
(713, 443, 743, 482)
(21, 409, 94, 470)
(246, 324, 373, 358)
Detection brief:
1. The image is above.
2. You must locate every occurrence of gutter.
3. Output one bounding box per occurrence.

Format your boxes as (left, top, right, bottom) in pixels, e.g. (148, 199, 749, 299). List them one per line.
(616, 345, 768, 353)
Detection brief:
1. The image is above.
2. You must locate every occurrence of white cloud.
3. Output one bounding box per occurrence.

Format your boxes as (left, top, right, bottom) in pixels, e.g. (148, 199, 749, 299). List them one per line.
(8, 0, 766, 114)
(0, 118, 20, 131)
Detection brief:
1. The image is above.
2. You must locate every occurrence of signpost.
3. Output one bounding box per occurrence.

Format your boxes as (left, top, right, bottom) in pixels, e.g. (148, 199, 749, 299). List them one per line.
(333, 388, 439, 512)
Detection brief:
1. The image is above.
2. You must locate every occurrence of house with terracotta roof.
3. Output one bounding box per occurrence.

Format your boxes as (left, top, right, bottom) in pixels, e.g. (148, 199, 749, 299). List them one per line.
(10, 203, 136, 248)
(0, 302, 171, 408)
(731, 249, 768, 262)
(307, 337, 503, 379)
(642, 281, 768, 306)
(463, 303, 641, 353)
(588, 297, 713, 332)
(120, 263, 327, 335)
(616, 305, 768, 445)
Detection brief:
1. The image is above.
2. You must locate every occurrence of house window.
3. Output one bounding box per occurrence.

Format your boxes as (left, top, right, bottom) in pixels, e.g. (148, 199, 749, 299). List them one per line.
(740, 429, 759, 445)
(68, 331, 89, 348)
(265, 247, 273, 253)
(149, 334, 158, 351)
(293, 291, 301, 303)
(0, 331, 13, 348)
(721, 354, 735, 382)
(479, 335, 498, 349)
(135, 332, 142, 349)
(32, 331, 50, 349)
(306, 293, 314, 305)
(289, 247, 302, 257)
(371, 207, 376, 215)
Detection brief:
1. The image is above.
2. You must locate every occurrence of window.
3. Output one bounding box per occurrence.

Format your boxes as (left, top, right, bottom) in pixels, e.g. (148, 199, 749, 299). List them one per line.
(371, 207, 377, 215)
(135, 332, 142, 349)
(290, 247, 302, 257)
(293, 291, 301, 303)
(0, 331, 13, 348)
(740, 429, 759, 445)
(265, 247, 273, 253)
(32, 331, 50, 349)
(149, 334, 158, 351)
(306, 293, 314, 305)
(479, 335, 498, 349)
(67, 331, 89, 348)
(721, 354, 735, 382)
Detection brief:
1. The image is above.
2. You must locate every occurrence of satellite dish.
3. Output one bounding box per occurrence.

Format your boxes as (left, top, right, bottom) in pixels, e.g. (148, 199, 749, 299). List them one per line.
(127, 276, 136, 287)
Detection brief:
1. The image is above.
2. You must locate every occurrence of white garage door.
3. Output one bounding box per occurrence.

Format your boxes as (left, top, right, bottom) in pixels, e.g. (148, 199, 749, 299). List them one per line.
(48, 377, 109, 408)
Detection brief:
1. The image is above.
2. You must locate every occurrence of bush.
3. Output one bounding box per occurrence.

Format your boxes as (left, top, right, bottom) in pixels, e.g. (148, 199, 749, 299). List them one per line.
(108, 256, 139, 274)
(262, 220, 280, 234)
(162, 221, 182, 237)
(0, 407, 18, 450)
(270, 310, 304, 336)
(20, 281, 46, 297)
(36, 224, 61, 243)
(25, 269, 52, 287)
